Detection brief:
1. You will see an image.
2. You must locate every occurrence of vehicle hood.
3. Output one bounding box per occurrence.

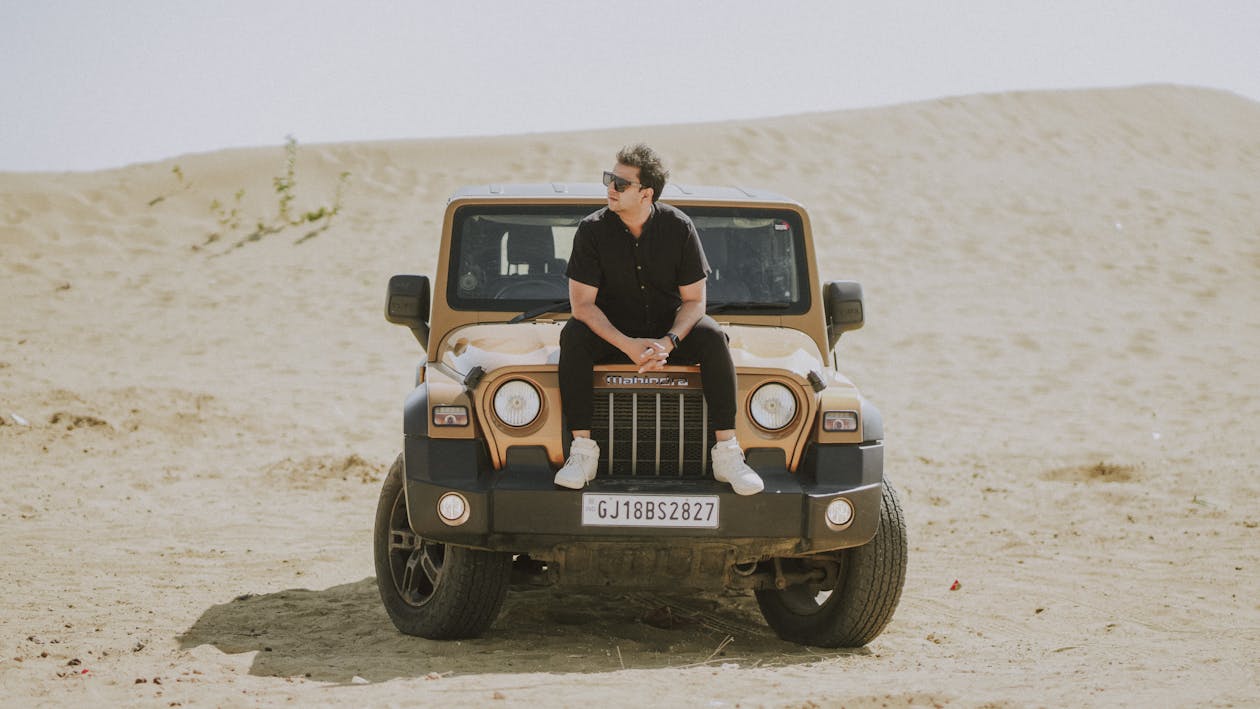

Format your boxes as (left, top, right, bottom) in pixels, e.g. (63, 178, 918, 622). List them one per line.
(439, 322, 826, 378)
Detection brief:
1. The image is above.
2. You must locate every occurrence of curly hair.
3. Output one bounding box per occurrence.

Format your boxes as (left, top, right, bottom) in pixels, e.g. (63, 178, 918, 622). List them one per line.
(616, 143, 669, 202)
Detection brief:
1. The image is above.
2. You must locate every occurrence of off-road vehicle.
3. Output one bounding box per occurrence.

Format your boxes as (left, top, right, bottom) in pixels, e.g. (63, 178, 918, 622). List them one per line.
(375, 183, 906, 647)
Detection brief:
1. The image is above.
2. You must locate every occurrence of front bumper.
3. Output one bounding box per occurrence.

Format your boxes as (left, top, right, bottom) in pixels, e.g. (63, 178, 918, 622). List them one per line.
(402, 435, 885, 559)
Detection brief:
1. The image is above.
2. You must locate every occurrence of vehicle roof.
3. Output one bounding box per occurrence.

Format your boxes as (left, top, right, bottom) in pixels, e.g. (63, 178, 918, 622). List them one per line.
(448, 182, 800, 205)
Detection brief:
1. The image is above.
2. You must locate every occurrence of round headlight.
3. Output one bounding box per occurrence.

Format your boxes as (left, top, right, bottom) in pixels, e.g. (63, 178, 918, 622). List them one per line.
(749, 383, 797, 430)
(493, 380, 541, 427)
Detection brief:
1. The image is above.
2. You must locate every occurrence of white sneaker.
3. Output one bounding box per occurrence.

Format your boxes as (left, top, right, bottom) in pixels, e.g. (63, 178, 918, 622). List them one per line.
(555, 437, 600, 489)
(711, 439, 764, 495)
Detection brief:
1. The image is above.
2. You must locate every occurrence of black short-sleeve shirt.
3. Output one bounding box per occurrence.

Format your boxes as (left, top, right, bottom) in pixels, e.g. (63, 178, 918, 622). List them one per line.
(566, 202, 710, 338)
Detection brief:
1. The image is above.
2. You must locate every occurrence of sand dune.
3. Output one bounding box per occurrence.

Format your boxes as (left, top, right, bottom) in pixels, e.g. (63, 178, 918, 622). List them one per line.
(2, 84, 1259, 706)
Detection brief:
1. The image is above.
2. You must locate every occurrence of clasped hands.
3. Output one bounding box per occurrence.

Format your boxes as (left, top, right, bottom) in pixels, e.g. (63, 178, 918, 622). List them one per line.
(624, 336, 674, 373)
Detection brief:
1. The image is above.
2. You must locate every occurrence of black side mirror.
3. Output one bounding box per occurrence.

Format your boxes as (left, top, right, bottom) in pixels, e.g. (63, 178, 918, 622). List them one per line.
(824, 280, 864, 350)
(385, 275, 430, 348)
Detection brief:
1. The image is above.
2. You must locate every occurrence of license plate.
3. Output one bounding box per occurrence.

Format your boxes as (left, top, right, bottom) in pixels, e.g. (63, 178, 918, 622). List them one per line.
(581, 493, 719, 528)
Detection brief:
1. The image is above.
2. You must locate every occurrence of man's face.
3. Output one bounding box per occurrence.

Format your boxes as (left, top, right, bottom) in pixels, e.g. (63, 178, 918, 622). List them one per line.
(606, 163, 650, 213)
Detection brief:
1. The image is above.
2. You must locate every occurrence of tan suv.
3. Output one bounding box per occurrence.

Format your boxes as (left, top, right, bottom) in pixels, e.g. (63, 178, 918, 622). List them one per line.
(375, 183, 906, 647)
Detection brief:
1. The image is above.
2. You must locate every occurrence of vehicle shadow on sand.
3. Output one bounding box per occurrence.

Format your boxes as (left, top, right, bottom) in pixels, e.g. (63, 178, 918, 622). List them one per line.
(177, 577, 867, 682)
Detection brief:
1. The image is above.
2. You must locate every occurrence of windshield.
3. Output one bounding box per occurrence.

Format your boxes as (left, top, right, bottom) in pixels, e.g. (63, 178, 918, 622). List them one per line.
(447, 204, 809, 315)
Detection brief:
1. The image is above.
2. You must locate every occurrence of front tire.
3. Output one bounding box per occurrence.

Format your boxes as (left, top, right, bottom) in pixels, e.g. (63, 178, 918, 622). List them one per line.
(755, 481, 908, 647)
(373, 454, 512, 639)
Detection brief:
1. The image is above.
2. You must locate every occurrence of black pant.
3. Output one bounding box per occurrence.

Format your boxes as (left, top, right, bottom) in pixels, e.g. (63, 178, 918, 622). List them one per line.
(559, 315, 737, 432)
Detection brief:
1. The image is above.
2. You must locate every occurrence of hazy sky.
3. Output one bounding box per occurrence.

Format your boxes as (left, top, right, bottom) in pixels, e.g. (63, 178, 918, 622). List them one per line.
(3, 1, 1258, 172)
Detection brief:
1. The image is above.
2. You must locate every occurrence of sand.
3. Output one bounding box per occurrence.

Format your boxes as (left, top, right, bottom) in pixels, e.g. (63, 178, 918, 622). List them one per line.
(2, 84, 1258, 707)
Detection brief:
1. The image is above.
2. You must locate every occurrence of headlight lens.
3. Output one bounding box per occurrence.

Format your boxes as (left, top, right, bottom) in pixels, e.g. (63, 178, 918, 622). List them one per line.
(492, 380, 541, 427)
(749, 383, 797, 430)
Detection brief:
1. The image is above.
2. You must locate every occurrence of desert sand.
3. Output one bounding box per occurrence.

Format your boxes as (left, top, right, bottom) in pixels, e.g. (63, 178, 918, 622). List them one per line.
(2, 84, 1258, 707)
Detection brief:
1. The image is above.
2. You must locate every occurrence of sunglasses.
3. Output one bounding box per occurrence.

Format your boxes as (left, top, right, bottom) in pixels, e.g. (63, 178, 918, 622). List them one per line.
(602, 170, 643, 193)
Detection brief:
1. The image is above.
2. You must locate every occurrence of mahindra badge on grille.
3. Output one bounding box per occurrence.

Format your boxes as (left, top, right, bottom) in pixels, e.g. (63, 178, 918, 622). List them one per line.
(603, 374, 691, 387)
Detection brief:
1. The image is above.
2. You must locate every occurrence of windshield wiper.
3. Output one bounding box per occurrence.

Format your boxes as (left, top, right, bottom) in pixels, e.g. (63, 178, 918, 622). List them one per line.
(508, 300, 571, 324)
(707, 301, 792, 314)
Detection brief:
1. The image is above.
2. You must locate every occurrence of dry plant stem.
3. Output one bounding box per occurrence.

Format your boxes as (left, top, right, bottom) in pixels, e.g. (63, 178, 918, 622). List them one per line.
(703, 635, 735, 663)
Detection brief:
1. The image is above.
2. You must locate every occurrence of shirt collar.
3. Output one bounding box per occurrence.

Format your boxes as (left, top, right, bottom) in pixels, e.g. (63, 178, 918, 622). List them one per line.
(606, 203, 657, 236)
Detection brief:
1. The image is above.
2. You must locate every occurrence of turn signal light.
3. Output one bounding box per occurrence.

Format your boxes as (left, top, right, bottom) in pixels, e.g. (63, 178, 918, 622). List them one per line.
(822, 410, 858, 432)
(433, 405, 468, 427)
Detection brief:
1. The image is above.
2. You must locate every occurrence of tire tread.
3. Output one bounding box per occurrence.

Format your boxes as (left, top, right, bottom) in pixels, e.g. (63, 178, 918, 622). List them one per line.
(755, 481, 908, 647)
(373, 454, 512, 639)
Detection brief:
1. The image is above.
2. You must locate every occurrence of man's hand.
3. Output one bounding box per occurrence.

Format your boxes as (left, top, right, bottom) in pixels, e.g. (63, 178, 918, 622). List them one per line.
(622, 337, 670, 373)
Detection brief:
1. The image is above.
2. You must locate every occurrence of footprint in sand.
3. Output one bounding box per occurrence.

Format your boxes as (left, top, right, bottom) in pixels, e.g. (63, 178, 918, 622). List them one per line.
(1042, 462, 1139, 483)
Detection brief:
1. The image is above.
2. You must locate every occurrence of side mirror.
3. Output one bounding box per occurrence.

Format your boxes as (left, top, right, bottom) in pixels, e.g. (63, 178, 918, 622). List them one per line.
(385, 275, 430, 348)
(824, 280, 864, 350)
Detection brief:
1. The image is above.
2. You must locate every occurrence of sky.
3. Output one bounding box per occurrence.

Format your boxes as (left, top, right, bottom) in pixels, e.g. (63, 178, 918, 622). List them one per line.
(2, 0, 1258, 172)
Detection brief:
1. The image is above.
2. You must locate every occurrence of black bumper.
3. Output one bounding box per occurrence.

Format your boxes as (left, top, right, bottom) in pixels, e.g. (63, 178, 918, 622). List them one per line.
(403, 435, 885, 558)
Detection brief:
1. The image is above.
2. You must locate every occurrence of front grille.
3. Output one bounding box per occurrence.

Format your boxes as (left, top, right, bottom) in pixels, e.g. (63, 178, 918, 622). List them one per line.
(590, 389, 715, 477)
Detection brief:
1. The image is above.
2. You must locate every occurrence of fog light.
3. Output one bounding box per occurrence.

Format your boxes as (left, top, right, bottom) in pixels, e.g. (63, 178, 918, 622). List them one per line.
(826, 498, 854, 529)
(437, 492, 470, 526)
(823, 410, 858, 432)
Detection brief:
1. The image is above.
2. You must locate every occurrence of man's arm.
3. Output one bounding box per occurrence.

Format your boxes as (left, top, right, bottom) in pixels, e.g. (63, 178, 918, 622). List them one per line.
(639, 277, 706, 372)
(666, 278, 706, 340)
(569, 279, 665, 371)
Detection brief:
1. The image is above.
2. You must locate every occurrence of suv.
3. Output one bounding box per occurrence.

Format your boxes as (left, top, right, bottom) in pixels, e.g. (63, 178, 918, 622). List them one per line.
(375, 183, 906, 647)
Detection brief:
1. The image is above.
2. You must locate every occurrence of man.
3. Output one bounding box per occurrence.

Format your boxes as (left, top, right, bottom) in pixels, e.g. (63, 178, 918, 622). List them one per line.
(554, 144, 764, 495)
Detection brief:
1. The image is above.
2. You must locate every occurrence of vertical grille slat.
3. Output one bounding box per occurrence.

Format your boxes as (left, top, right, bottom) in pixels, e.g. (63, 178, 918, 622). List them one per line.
(606, 392, 614, 476)
(677, 393, 685, 473)
(631, 393, 638, 472)
(654, 393, 661, 476)
(701, 397, 709, 473)
(591, 388, 709, 478)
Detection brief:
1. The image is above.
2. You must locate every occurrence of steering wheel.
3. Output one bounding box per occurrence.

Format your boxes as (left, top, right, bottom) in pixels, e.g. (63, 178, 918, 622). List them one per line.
(494, 280, 568, 299)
